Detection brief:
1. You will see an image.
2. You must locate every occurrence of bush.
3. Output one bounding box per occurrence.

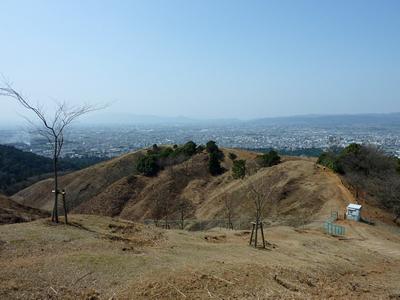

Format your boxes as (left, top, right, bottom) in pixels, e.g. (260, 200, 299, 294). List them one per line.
(136, 155, 159, 176)
(317, 152, 343, 173)
(206, 141, 219, 153)
(196, 145, 205, 153)
(206, 141, 224, 176)
(258, 150, 281, 167)
(137, 142, 200, 176)
(228, 152, 237, 161)
(159, 147, 174, 158)
(180, 141, 197, 156)
(341, 143, 362, 156)
(232, 159, 246, 179)
(318, 144, 400, 214)
(209, 151, 223, 176)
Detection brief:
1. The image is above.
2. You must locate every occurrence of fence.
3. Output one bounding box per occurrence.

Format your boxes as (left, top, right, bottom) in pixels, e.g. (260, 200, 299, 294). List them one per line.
(144, 217, 255, 231)
(323, 210, 345, 236)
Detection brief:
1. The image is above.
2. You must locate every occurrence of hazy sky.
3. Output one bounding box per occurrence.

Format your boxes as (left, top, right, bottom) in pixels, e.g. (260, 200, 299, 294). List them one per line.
(0, 0, 399, 123)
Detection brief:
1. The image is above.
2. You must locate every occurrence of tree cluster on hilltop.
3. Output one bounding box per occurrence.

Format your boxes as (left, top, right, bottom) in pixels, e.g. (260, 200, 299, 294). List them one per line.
(318, 143, 400, 221)
(137, 140, 229, 177)
(257, 150, 281, 168)
(206, 141, 225, 176)
(136, 141, 202, 176)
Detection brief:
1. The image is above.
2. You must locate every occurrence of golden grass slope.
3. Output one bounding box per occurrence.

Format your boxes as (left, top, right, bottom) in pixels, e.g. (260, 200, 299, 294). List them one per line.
(11, 147, 390, 227)
(0, 214, 399, 299)
(0, 194, 49, 224)
(12, 150, 145, 211)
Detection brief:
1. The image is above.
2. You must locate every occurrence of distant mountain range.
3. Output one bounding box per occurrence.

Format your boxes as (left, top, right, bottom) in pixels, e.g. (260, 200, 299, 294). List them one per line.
(2, 112, 400, 129)
(247, 113, 400, 127)
(80, 112, 400, 127)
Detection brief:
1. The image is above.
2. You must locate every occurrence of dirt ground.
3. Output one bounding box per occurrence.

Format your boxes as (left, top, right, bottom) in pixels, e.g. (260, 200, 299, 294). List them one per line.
(0, 213, 399, 300)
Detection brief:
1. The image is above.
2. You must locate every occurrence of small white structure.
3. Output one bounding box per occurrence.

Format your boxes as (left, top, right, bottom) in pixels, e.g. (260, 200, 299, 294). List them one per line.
(346, 203, 362, 221)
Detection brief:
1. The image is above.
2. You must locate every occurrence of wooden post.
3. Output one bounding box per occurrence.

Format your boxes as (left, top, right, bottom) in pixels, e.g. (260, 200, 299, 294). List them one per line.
(260, 222, 265, 248)
(61, 190, 67, 224)
(254, 220, 258, 248)
(180, 209, 184, 230)
(249, 222, 255, 245)
(51, 189, 59, 222)
(249, 221, 266, 248)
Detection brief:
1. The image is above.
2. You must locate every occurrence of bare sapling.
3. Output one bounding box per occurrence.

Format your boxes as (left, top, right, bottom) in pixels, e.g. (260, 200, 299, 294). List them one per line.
(247, 173, 281, 248)
(0, 81, 106, 223)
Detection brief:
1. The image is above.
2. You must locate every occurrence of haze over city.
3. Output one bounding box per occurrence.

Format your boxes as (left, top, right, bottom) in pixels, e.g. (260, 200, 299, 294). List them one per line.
(1, 0, 399, 125)
(1, 2, 400, 299)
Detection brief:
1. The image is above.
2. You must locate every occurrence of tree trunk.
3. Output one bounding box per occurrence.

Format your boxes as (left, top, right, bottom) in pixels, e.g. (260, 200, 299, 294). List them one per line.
(254, 216, 259, 248)
(180, 208, 184, 230)
(227, 213, 233, 229)
(62, 191, 68, 224)
(260, 222, 266, 248)
(165, 213, 169, 229)
(52, 139, 59, 223)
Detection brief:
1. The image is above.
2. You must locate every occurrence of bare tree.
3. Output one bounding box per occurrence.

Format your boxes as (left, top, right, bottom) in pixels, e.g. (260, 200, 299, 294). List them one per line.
(384, 177, 400, 223)
(0, 82, 105, 223)
(162, 166, 179, 229)
(222, 193, 234, 229)
(177, 197, 191, 230)
(247, 173, 281, 248)
(151, 186, 163, 227)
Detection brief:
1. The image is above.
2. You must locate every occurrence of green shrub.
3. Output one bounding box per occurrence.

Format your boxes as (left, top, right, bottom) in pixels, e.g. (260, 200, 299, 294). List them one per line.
(341, 143, 362, 156)
(228, 152, 237, 161)
(180, 141, 197, 156)
(206, 141, 219, 153)
(136, 155, 159, 176)
(397, 158, 400, 174)
(159, 147, 174, 158)
(258, 150, 281, 167)
(205, 141, 224, 175)
(137, 142, 200, 176)
(232, 159, 246, 179)
(196, 145, 205, 153)
(209, 151, 223, 176)
(317, 152, 343, 173)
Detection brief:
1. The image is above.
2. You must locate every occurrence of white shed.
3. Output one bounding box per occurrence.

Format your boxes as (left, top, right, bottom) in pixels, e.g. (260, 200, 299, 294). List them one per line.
(346, 203, 362, 221)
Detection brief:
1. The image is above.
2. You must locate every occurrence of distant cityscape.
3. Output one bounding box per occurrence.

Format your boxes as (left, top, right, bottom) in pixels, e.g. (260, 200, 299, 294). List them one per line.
(1, 118, 399, 159)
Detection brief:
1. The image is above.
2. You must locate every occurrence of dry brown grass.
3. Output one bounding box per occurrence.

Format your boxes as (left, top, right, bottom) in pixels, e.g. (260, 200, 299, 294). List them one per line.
(11, 148, 369, 229)
(0, 214, 399, 299)
(0, 194, 49, 224)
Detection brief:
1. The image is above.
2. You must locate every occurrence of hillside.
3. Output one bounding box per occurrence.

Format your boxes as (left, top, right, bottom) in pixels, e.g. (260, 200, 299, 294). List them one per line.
(0, 194, 49, 224)
(12, 149, 145, 211)
(3, 147, 400, 299)
(0, 214, 399, 299)
(0, 144, 106, 195)
(11, 146, 378, 228)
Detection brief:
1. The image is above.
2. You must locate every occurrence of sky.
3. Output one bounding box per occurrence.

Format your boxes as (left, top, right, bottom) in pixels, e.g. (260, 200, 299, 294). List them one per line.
(0, 0, 399, 124)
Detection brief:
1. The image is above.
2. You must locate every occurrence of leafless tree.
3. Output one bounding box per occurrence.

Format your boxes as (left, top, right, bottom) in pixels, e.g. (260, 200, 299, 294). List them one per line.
(247, 173, 281, 248)
(222, 193, 234, 229)
(150, 185, 163, 227)
(177, 197, 191, 230)
(0, 82, 105, 223)
(162, 166, 179, 229)
(384, 177, 400, 223)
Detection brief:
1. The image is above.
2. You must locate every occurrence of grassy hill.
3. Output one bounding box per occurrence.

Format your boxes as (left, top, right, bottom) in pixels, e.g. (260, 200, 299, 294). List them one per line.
(3, 146, 400, 299)
(0, 194, 49, 224)
(0, 144, 106, 195)
(12, 146, 386, 229)
(0, 214, 399, 299)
